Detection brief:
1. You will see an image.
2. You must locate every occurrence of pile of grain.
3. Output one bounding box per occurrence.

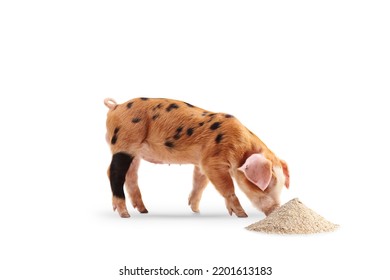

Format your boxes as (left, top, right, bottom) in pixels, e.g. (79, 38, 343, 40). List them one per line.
(246, 198, 338, 234)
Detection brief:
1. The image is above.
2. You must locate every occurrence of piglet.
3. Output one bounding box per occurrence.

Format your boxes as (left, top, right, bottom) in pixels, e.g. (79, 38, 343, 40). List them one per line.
(104, 97, 289, 218)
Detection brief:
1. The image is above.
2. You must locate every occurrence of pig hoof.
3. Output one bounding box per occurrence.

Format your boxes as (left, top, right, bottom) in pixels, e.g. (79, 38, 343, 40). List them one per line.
(191, 207, 200, 213)
(188, 197, 200, 213)
(112, 197, 130, 218)
(132, 203, 148, 214)
(225, 195, 247, 217)
(227, 207, 247, 217)
(119, 211, 130, 218)
(236, 211, 248, 218)
(190, 203, 201, 213)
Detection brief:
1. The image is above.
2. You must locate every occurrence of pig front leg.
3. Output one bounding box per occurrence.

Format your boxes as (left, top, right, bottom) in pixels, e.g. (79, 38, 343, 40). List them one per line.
(125, 156, 148, 213)
(188, 166, 209, 213)
(108, 152, 134, 218)
(202, 162, 248, 218)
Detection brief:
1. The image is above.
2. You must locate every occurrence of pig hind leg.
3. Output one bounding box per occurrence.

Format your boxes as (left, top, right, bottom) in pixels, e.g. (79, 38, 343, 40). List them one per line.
(188, 166, 209, 213)
(108, 152, 134, 218)
(202, 163, 247, 218)
(124, 156, 148, 213)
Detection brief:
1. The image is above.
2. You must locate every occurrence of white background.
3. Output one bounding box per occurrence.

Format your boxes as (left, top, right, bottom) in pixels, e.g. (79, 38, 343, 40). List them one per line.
(1, 1, 389, 279)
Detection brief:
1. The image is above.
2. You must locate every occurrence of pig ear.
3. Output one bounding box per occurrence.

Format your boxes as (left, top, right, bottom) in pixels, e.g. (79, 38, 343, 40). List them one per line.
(280, 160, 290, 189)
(238, 154, 272, 191)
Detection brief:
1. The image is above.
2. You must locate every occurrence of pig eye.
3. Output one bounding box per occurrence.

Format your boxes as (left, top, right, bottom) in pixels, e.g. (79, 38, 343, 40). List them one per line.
(245, 165, 249, 170)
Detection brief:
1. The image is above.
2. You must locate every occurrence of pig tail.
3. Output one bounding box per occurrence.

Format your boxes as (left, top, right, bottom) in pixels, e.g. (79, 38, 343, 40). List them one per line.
(104, 98, 118, 110)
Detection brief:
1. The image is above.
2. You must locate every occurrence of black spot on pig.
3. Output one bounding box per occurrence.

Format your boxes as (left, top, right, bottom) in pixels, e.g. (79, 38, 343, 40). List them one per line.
(140, 97, 149, 101)
(225, 114, 233, 118)
(215, 133, 224, 144)
(207, 113, 216, 123)
(111, 127, 120, 145)
(152, 114, 159, 120)
(199, 122, 204, 127)
(210, 122, 221, 130)
(184, 102, 194, 108)
(174, 126, 183, 140)
(201, 111, 208, 116)
(153, 103, 163, 111)
(166, 103, 179, 112)
(165, 141, 174, 148)
(186, 128, 194, 136)
(127, 102, 133, 109)
(132, 118, 141, 123)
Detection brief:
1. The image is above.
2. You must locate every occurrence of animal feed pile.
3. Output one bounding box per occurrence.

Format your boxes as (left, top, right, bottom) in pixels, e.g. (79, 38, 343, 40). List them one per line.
(246, 198, 338, 234)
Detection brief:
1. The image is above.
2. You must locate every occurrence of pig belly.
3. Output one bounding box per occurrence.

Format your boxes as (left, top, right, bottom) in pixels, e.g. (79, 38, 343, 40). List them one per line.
(138, 142, 200, 165)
